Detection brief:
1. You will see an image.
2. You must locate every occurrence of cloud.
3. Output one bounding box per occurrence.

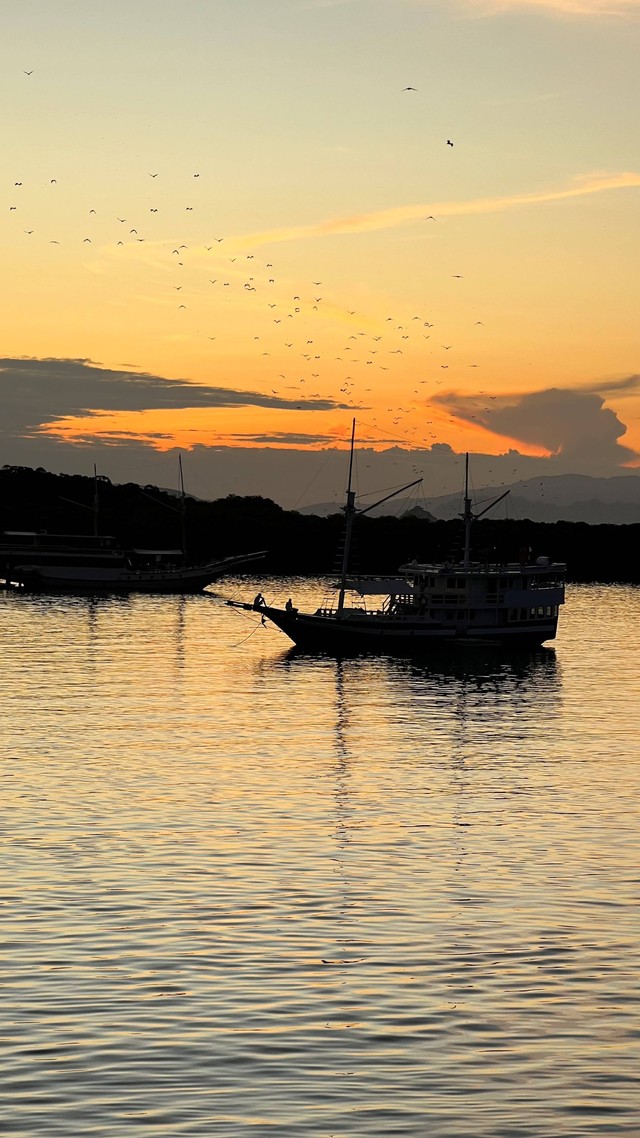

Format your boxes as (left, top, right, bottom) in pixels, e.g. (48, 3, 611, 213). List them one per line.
(464, 0, 640, 15)
(216, 432, 344, 446)
(237, 172, 640, 248)
(432, 379, 640, 465)
(0, 357, 347, 440)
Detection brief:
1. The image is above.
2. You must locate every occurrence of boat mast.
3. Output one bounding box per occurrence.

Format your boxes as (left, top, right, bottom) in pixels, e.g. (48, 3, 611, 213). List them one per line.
(178, 453, 187, 561)
(337, 418, 357, 617)
(460, 454, 511, 567)
(92, 464, 99, 537)
(462, 452, 472, 568)
(335, 420, 422, 615)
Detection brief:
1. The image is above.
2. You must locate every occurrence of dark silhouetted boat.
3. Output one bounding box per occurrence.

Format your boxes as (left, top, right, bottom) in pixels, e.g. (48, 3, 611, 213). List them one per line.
(229, 420, 566, 652)
(1, 532, 265, 594)
(1, 459, 265, 593)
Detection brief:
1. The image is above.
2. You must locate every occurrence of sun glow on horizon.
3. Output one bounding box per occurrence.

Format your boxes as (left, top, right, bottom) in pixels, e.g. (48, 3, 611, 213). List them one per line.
(2, 0, 639, 482)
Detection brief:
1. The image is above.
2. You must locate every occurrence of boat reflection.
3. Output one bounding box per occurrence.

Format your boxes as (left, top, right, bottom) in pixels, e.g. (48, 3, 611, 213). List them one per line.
(276, 641, 560, 687)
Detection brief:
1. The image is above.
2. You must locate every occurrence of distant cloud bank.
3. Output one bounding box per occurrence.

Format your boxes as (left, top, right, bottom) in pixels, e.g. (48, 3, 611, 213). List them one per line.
(1, 358, 638, 505)
(432, 378, 640, 465)
(0, 357, 347, 441)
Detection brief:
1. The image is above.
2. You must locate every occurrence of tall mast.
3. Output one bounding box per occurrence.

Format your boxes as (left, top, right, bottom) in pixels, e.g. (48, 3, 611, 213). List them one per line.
(459, 454, 510, 567)
(462, 452, 472, 568)
(178, 453, 187, 560)
(336, 418, 357, 617)
(92, 464, 99, 537)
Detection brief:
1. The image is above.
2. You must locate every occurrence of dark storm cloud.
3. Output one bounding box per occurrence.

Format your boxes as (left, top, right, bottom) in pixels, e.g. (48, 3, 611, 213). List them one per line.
(0, 356, 346, 438)
(432, 381, 640, 466)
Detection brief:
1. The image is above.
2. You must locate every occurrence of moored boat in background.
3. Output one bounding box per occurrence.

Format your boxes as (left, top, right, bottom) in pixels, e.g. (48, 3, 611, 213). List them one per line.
(0, 531, 266, 594)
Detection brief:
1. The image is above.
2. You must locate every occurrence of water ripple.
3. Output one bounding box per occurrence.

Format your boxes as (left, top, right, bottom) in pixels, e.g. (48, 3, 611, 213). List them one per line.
(1, 582, 639, 1134)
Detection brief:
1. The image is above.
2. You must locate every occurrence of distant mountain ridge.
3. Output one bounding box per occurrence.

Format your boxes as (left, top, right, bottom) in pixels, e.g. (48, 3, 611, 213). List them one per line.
(299, 472, 640, 524)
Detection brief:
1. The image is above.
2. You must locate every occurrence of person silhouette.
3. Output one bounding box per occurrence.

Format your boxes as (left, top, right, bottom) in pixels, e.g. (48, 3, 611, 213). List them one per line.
(254, 592, 265, 608)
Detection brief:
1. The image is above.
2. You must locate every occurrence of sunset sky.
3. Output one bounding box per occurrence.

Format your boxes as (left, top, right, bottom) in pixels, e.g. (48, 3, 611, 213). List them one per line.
(2, 0, 639, 505)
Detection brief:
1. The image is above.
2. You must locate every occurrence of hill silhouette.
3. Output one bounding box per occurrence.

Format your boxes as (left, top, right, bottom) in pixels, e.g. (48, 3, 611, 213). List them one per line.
(300, 471, 640, 524)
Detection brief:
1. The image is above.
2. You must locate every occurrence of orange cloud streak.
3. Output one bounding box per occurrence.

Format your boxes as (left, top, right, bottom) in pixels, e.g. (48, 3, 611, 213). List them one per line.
(236, 172, 640, 248)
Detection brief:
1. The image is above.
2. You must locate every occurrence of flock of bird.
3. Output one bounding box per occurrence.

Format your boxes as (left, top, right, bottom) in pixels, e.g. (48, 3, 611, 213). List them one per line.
(7, 69, 493, 454)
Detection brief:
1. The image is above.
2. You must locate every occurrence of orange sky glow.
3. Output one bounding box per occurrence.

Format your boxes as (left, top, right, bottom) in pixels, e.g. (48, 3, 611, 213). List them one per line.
(2, 0, 639, 495)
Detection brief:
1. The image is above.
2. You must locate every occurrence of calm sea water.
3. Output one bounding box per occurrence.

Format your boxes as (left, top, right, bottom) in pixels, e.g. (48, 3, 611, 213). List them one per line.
(1, 580, 639, 1137)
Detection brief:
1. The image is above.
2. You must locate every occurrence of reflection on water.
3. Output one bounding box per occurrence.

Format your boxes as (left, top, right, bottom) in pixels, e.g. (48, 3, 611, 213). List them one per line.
(1, 580, 639, 1136)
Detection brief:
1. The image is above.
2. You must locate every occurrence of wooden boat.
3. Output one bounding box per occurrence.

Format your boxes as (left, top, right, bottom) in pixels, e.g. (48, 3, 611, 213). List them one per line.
(1, 458, 265, 593)
(229, 421, 565, 652)
(7, 547, 265, 594)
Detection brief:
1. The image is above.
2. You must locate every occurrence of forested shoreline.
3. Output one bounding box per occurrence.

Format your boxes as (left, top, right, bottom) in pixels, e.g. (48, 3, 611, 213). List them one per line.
(2, 466, 638, 583)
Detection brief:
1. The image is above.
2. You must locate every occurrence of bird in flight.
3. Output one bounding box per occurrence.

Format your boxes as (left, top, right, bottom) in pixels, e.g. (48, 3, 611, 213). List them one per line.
(402, 86, 417, 91)
(452, 274, 463, 278)
(446, 139, 454, 146)
(24, 70, 33, 76)
(425, 216, 436, 221)
(149, 172, 158, 178)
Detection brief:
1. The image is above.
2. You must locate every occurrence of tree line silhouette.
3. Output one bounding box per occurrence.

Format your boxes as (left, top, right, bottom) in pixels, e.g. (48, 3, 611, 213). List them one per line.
(2, 465, 638, 583)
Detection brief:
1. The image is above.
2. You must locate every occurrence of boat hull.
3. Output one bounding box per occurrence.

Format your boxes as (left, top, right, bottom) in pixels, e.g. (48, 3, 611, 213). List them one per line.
(260, 606, 559, 654)
(11, 553, 264, 594)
